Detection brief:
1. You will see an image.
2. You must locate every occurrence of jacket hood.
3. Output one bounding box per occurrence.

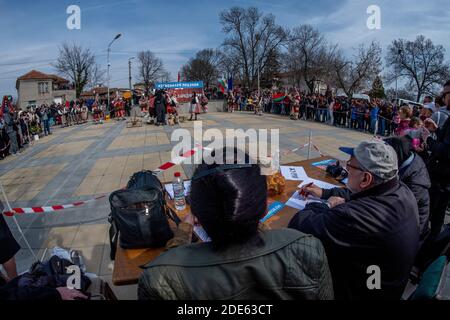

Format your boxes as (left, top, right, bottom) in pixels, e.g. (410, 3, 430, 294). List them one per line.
(401, 154, 431, 189)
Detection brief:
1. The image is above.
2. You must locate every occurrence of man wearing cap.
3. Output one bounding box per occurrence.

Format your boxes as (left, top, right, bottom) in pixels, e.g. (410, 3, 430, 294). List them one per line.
(289, 140, 420, 300)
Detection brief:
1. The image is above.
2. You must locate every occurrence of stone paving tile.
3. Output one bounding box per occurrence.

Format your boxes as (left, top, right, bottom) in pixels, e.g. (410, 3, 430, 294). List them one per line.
(0, 164, 67, 201)
(178, 119, 219, 128)
(74, 176, 104, 196)
(71, 224, 109, 248)
(34, 134, 61, 144)
(65, 128, 109, 141)
(107, 133, 169, 150)
(120, 125, 165, 135)
(32, 140, 95, 159)
(43, 226, 80, 249)
(83, 122, 116, 130)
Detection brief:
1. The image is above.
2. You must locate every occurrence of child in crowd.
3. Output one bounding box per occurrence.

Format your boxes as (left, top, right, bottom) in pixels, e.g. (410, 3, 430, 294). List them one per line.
(394, 106, 413, 136)
(404, 117, 430, 153)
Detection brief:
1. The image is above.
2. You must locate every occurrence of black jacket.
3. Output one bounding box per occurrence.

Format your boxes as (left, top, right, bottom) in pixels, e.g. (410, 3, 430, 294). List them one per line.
(0, 277, 61, 301)
(400, 154, 431, 242)
(0, 211, 20, 266)
(138, 229, 334, 300)
(427, 113, 450, 187)
(289, 178, 420, 300)
(321, 154, 430, 244)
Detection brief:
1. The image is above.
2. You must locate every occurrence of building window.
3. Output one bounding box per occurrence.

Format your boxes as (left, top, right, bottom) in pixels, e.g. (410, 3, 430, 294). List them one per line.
(38, 82, 49, 94)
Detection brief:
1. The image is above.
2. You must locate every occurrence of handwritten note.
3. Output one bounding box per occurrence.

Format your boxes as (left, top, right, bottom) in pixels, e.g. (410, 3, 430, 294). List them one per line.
(286, 191, 325, 210)
(280, 166, 309, 181)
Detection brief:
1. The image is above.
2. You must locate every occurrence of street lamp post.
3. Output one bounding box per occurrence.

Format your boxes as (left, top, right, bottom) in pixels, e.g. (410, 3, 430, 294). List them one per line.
(107, 33, 122, 112)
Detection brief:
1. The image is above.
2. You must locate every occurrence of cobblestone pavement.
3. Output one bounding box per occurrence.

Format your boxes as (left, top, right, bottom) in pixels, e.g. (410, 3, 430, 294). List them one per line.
(0, 109, 375, 299)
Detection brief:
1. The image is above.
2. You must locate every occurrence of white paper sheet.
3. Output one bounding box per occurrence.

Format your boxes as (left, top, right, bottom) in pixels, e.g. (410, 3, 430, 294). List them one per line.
(298, 178, 340, 190)
(285, 191, 325, 210)
(280, 166, 309, 181)
(164, 181, 192, 199)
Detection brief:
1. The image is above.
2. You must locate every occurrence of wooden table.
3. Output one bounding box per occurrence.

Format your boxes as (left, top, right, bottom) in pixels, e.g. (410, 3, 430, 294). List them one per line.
(112, 157, 340, 286)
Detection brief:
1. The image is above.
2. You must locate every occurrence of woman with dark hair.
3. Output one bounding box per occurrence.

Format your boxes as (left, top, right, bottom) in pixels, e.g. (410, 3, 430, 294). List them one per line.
(138, 149, 334, 300)
(384, 136, 431, 244)
(189, 92, 200, 121)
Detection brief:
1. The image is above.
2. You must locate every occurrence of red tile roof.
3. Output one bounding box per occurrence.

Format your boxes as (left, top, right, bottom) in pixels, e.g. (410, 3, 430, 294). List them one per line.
(16, 70, 70, 88)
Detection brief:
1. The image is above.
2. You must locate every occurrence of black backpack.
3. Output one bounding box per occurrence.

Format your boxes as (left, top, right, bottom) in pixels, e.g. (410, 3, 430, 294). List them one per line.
(108, 171, 180, 260)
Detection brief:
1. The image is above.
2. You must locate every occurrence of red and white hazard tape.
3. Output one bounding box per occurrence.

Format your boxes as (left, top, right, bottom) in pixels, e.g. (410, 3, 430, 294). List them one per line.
(282, 143, 310, 156)
(2, 195, 106, 217)
(312, 144, 325, 157)
(281, 143, 325, 157)
(153, 145, 204, 173)
(3, 146, 206, 217)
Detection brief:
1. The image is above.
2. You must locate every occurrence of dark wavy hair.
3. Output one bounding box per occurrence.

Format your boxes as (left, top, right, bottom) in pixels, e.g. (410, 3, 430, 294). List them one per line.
(189, 148, 267, 249)
(384, 136, 412, 167)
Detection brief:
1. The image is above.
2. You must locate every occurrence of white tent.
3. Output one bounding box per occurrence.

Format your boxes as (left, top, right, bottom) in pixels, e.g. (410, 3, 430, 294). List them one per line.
(352, 93, 371, 101)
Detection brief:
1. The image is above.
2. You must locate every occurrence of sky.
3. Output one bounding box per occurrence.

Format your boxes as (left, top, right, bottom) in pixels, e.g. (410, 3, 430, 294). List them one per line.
(1, 0, 449, 97)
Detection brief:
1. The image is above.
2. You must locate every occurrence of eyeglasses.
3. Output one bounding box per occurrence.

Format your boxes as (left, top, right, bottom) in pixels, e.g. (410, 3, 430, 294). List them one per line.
(345, 161, 364, 172)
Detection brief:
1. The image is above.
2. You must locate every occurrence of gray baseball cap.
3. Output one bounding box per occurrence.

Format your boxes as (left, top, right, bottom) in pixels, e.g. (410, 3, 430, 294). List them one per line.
(340, 140, 398, 180)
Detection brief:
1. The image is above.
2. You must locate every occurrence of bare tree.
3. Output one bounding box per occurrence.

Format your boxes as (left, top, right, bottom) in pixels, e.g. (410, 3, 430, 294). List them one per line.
(219, 6, 288, 89)
(334, 41, 382, 97)
(137, 50, 165, 95)
(53, 43, 96, 98)
(287, 25, 326, 93)
(159, 70, 172, 83)
(386, 35, 450, 102)
(182, 49, 222, 87)
(87, 64, 106, 89)
(217, 48, 242, 83)
(385, 87, 416, 102)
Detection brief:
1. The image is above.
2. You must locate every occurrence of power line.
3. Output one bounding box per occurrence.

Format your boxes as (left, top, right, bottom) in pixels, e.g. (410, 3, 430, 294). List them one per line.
(0, 58, 57, 67)
(0, 62, 54, 76)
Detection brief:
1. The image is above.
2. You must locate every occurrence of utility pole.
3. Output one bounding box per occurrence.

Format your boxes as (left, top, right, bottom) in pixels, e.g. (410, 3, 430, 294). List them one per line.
(107, 33, 122, 112)
(128, 57, 135, 90)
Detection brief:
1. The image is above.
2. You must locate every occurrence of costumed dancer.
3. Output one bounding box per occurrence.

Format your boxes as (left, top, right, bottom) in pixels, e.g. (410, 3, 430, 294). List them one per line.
(119, 99, 126, 120)
(200, 94, 209, 113)
(227, 92, 235, 113)
(189, 92, 200, 121)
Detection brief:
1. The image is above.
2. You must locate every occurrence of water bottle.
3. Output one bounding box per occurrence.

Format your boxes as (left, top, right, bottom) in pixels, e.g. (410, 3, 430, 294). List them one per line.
(172, 172, 186, 211)
(70, 250, 87, 273)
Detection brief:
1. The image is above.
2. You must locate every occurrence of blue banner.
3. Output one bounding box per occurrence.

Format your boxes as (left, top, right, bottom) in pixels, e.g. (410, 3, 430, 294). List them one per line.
(227, 77, 233, 91)
(155, 81, 204, 90)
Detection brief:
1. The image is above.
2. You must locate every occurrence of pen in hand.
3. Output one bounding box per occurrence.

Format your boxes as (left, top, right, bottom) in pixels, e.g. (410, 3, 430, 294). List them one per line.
(299, 182, 314, 199)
